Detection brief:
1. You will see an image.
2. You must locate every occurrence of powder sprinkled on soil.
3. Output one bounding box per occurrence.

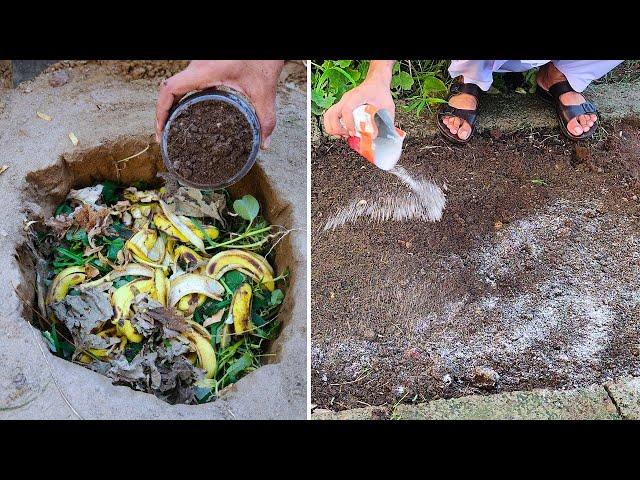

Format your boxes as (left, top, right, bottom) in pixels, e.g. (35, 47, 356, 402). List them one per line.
(312, 123, 640, 410)
(166, 99, 253, 186)
(324, 164, 446, 230)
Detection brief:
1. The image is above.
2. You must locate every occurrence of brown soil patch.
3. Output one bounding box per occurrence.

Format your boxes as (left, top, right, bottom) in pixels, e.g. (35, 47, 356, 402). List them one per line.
(311, 122, 640, 410)
(42, 60, 189, 82)
(0, 60, 11, 88)
(166, 100, 253, 186)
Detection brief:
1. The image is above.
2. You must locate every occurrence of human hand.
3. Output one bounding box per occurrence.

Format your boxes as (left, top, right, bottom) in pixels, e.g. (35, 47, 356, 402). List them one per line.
(323, 60, 396, 138)
(155, 60, 284, 149)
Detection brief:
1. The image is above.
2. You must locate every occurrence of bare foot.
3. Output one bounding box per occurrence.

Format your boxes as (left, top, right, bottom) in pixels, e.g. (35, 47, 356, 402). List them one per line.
(442, 91, 477, 141)
(537, 63, 597, 137)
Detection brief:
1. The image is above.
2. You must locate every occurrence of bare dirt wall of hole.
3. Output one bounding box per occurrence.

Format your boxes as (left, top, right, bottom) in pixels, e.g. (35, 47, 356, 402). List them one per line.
(0, 62, 306, 419)
(21, 135, 294, 366)
(311, 122, 640, 411)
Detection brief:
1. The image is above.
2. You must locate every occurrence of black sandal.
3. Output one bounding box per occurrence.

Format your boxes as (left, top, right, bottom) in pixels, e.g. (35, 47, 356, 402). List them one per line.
(437, 82, 481, 144)
(536, 80, 599, 141)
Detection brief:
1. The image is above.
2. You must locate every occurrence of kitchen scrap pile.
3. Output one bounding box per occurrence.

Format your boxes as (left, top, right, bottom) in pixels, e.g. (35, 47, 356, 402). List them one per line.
(30, 181, 288, 405)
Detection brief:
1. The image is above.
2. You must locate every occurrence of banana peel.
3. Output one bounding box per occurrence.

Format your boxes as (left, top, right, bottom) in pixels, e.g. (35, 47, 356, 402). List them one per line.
(111, 278, 155, 343)
(159, 200, 205, 252)
(206, 249, 275, 292)
(177, 293, 206, 313)
(179, 216, 220, 241)
(153, 213, 189, 242)
(230, 283, 253, 335)
(80, 263, 154, 289)
(184, 329, 216, 379)
(46, 266, 87, 305)
(154, 268, 167, 306)
(125, 229, 157, 259)
(174, 245, 204, 272)
(168, 273, 223, 307)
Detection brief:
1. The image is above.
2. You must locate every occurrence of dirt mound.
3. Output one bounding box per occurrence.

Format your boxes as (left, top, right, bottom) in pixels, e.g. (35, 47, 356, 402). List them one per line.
(41, 60, 189, 82)
(311, 123, 640, 410)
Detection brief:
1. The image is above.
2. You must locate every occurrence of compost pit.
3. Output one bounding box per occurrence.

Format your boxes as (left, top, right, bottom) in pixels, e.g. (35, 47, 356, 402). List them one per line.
(166, 100, 253, 186)
(17, 135, 295, 406)
(311, 121, 640, 410)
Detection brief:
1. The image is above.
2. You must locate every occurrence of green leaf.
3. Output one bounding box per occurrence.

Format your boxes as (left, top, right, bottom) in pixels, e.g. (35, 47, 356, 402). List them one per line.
(421, 76, 448, 97)
(100, 181, 119, 205)
(391, 71, 414, 91)
(124, 342, 143, 362)
(334, 60, 352, 68)
(226, 351, 253, 381)
(270, 289, 284, 306)
(195, 386, 214, 402)
(190, 217, 216, 248)
(113, 275, 135, 289)
(223, 270, 246, 292)
(111, 221, 133, 240)
(54, 202, 73, 217)
(42, 331, 57, 353)
(530, 178, 548, 186)
(106, 237, 124, 262)
(232, 195, 260, 222)
(66, 228, 89, 247)
(59, 341, 75, 359)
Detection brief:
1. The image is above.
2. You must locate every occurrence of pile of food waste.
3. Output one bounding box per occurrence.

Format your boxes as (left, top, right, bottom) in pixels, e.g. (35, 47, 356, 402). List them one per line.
(29, 180, 289, 404)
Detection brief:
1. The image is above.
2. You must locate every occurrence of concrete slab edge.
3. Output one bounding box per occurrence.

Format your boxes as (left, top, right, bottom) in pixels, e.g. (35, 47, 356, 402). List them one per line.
(311, 376, 640, 420)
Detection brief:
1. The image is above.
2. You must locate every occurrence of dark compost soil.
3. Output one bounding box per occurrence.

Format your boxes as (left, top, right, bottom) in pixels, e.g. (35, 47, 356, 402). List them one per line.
(311, 122, 640, 410)
(166, 99, 253, 186)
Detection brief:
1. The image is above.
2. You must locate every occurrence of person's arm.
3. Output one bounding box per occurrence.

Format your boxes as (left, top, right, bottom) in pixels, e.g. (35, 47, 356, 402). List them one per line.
(323, 60, 396, 138)
(155, 60, 284, 149)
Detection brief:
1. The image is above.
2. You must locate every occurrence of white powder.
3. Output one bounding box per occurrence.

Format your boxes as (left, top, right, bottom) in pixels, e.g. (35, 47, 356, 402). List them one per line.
(324, 165, 446, 230)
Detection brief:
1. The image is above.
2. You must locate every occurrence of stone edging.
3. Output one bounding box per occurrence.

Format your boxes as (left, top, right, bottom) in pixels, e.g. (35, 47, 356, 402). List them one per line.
(311, 376, 640, 420)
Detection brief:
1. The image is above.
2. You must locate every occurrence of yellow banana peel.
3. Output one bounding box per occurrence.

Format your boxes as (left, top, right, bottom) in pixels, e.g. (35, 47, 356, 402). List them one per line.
(46, 266, 87, 305)
(111, 278, 154, 343)
(230, 283, 253, 335)
(159, 200, 205, 252)
(168, 273, 223, 307)
(174, 245, 204, 272)
(206, 249, 275, 291)
(184, 330, 216, 379)
(177, 293, 206, 313)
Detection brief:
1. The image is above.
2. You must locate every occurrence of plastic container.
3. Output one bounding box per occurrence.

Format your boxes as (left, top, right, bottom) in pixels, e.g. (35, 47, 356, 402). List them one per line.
(345, 105, 406, 171)
(160, 87, 261, 189)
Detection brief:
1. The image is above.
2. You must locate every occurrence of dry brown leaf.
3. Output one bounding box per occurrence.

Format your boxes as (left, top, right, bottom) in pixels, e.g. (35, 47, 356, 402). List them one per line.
(202, 309, 225, 328)
(83, 245, 104, 257)
(45, 214, 74, 237)
(36, 111, 52, 121)
(0, 165, 8, 175)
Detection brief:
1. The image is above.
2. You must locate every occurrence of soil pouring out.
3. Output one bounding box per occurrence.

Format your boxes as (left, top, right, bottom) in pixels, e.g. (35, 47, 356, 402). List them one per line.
(22, 138, 293, 406)
(166, 99, 255, 187)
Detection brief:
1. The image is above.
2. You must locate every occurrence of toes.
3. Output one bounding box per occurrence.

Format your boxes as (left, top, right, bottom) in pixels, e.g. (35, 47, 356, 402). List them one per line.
(449, 116, 461, 134)
(578, 114, 591, 132)
(458, 121, 471, 140)
(589, 113, 597, 126)
(567, 118, 584, 136)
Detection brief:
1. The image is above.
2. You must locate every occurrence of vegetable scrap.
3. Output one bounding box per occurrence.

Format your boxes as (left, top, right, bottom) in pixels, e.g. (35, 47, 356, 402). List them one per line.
(32, 180, 290, 404)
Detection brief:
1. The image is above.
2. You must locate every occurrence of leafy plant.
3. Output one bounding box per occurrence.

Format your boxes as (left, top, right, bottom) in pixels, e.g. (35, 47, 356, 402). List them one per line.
(311, 60, 451, 117)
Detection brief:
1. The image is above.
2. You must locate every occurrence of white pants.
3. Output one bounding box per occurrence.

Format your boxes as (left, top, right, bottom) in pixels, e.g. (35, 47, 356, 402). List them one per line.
(448, 60, 623, 92)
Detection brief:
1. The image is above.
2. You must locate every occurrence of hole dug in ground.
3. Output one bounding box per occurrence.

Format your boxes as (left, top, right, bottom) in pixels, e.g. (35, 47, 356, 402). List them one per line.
(17, 135, 295, 405)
